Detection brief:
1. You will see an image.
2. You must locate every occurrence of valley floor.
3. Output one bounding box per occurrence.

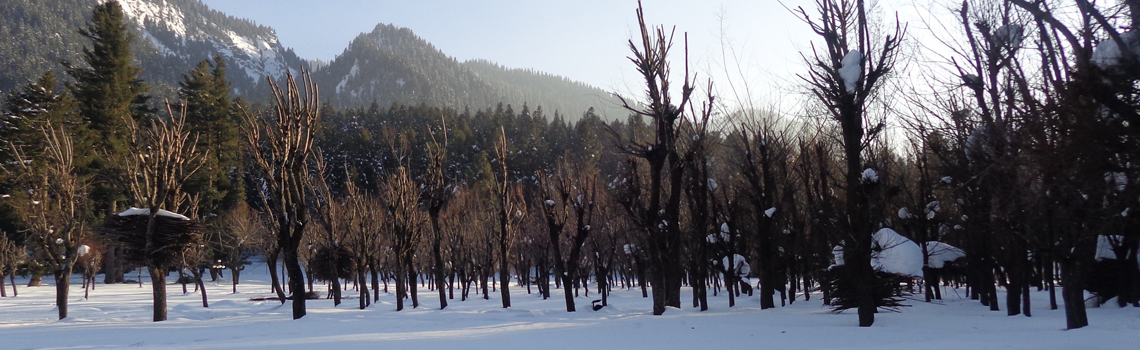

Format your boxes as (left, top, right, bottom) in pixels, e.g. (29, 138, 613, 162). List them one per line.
(1, 261, 1138, 349)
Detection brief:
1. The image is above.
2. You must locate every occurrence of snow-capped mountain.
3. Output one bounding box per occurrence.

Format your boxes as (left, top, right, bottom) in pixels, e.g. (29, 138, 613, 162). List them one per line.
(0, 0, 619, 120)
(116, 0, 305, 96)
(116, 0, 298, 86)
(0, 0, 306, 98)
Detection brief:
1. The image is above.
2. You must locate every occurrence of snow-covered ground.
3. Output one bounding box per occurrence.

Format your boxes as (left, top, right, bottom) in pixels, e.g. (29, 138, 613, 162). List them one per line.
(2, 262, 1138, 349)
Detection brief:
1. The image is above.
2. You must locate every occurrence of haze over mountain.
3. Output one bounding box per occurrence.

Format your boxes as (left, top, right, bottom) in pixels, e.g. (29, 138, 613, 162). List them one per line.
(0, 0, 623, 121)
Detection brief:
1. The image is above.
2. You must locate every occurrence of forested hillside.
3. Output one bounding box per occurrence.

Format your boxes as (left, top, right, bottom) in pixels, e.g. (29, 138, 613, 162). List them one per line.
(0, 0, 620, 120)
(313, 24, 623, 122)
(0, 0, 307, 99)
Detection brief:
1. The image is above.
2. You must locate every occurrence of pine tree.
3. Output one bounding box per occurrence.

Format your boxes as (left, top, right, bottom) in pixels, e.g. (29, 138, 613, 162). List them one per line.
(179, 55, 242, 217)
(1, 72, 79, 166)
(64, 0, 151, 284)
(66, 0, 150, 154)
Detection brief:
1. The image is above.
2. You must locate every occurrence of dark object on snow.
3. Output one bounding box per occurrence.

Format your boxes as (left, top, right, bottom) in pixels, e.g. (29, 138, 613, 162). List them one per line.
(1086, 259, 1140, 307)
(249, 291, 322, 301)
(821, 265, 910, 312)
(309, 245, 355, 282)
(739, 280, 754, 295)
(99, 211, 202, 268)
(591, 299, 603, 311)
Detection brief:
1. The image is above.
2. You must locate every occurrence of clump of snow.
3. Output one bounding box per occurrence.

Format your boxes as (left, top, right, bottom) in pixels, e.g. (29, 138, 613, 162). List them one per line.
(924, 241, 965, 268)
(839, 50, 863, 94)
(965, 124, 995, 164)
(1096, 235, 1123, 261)
(707, 178, 718, 191)
(862, 168, 878, 183)
(117, 207, 191, 221)
(721, 254, 750, 276)
(898, 207, 911, 219)
(708, 223, 732, 243)
(1096, 235, 1140, 269)
(924, 201, 940, 220)
(832, 245, 845, 266)
(1091, 31, 1140, 68)
(872, 228, 924, 277)
(993, 24, 1024, 48)
(765, 207, 777, 218)
(832, 228, 924, 277)
(1106, 172, 1127, 191)
(941, 176, 953, 184)
(77, 245, 90, 257)
(543, 199, 556, 207)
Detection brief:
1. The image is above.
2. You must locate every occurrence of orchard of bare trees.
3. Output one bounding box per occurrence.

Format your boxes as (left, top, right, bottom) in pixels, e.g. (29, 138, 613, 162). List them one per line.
(0, 0, 1138, 331)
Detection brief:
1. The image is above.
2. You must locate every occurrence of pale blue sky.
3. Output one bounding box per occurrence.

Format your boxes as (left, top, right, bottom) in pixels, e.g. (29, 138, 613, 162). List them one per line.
(198, 0, 933, 107)
(199, 1, 829, 96)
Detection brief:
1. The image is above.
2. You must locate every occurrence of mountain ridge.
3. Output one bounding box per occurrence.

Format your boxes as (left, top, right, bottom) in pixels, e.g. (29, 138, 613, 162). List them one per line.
(0, 0, 623, 122)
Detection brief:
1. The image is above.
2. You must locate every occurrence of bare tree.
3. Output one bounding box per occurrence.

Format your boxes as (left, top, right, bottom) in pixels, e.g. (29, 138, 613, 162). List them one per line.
(492, 126, 522, 308)
(421, 118, 454, 309)
(310, 152, 347, 306)
(610, 1, 699, 315)
(118, 101, 206, 321)
(4, 122, 89, 319)
(795, 0, 905, 327)
(538, 161, 600, 311)
(241, 70, 321, 319)
(1007, 0, 1140, 329)
(344, 175, 381, 309)
(218, 202, 259, 294)
(384, 165, 424, 311)
(0, 234, 21, 297)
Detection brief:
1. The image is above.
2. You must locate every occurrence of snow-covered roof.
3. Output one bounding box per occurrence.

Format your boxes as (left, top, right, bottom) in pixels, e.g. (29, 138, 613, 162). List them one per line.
(924, 241, 964, 269)
(832, 228, 924, 277)
(116, 207, 191, 221)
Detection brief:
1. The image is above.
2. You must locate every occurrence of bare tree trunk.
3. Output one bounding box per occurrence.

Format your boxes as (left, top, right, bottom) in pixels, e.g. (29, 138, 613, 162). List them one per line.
(282, 235, 307, 319)
(266, 250, 286, 302)
(371, 262, 379, 302)
(191, 266, 208, 308)
(148, 266, 167, 322)
(408, 263, 419, 309)
(499, 214, 511, 308)
(357, 261, 368, 309)
(54, 268, 71, 320)
(179, 268, 188, 295)
(395, 261, 406, 311)
(430, 212, 447, 309)
(103, 247, 123, 284)
(331, 268, 342, 306)
(1061, 258, 1088, 329)
(28, 273, 43, 287)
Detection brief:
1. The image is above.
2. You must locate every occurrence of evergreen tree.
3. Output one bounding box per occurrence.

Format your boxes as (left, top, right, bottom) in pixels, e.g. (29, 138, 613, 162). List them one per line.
(66, 0, 151, 155)
(1, 72, 79, 165)
(64, 0, 151, 284)
(0, 71, 80, 252)
(179, 55, 242, 217)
